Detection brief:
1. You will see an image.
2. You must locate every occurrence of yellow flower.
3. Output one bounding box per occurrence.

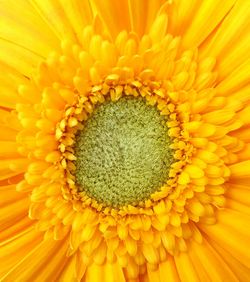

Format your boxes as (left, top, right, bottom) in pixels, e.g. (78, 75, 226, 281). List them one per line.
(0, 0, 250, 281)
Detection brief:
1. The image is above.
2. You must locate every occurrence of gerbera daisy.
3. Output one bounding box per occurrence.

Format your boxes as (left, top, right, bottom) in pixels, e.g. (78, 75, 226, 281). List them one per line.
(0, 0, 250, 281)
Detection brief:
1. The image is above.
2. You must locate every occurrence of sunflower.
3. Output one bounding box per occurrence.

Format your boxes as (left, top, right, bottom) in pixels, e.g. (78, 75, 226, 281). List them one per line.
(0, 0, 250, 281)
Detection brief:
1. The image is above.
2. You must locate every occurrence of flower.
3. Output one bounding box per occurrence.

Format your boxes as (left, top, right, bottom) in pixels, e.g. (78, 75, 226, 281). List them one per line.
(0, 0, 250, 281)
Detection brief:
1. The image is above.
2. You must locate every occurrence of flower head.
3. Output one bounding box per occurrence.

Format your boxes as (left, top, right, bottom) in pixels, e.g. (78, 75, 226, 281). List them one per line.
(0, 0, 250, 281)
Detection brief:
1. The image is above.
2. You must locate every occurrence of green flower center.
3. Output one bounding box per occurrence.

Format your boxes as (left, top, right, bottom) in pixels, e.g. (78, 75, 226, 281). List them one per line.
(74, 96, 173, 207)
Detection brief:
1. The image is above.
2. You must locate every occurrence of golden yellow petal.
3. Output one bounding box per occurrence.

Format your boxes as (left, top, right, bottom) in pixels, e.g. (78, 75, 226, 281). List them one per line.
(0, 227, 43, 277)
(0, 0, 249, 280)
(128, 0, 165, 37)
(0, 216, 31, 243)
(201, 0, 250, 64)
(167, 0, 200, 35)
(0, 62, 30, 108)
(0, 41, 39, 77)
(182, 0, 236, 49)
(174, 252, 199, 282)
(147, 266, 161, 282)
(90, 0, 131, 38)
(58, 0, 93, 42)
(0, 0, 60, 58)
(0, 126, 17, 141)
(226, 184, 250, 205)
(84, 261, 125, 282)
(159, 258, 180, 282)
(200, 209, 250, 268)
(229, 160, 250, 178)
(225, 198, 250, 216)
(216, 59, 250, 96)
(209, 239, 250, 282)
(1, 236, 67, 281)
(202, 109, 235, 125)
(29, 0, 78, 42)
(216, 31, 250, 81)
(58, 255, 77, 282)
(31, 239, 69, 281)
(189, 238, 238, 281)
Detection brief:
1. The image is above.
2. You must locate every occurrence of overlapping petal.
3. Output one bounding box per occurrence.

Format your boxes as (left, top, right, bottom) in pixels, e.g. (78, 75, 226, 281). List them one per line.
(0, 0, 249, 281)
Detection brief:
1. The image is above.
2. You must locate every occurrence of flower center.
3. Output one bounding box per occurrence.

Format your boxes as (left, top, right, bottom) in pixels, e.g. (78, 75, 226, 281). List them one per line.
(74, 96, 173, 207)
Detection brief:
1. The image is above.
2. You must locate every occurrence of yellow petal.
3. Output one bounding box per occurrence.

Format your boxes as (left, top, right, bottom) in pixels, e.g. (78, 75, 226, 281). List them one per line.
(189, 238, 238, 281)
(0, 141, 19, 158)
(93, 242, 107, 265)
(202, 109, 235, 125)
(125, 236, 137, 256)
(201, 0, 250, 65)
(0, 216, 31, 243)
(30, 239, 69, 281)
(129, 0, 165, 36)
(29, 0, 77, 42)
(182, 0, 236, 49)
(0, 227, 43, 277)
(58, 0, 92, 43)
(142, 243, 159, 265)
(58, 255, 77, 282)
(149, 13, 168, 44)
(209, 239, 250, 282)
(237, 106, 250, 126)
(185, 165, 204, 179)
(0, 0, 60, 58)
(188, 199, 205, 217)
(85, 261, 125, 282)
(225, 198, 250, 215)
(216, 31, 250, 81)
(216, 59, 250, 96)
(226, 184, 250, 205)
(159, 258, 180, 282)
(174, 252, 199, 282)
(90, 0, 131, 38)
(229, 160, 250, 178)
(200, 210, 250, 268)
(178, 171, 190, 185)
(147, 266, 161, 282)
(1, 42, 39, 79)
(1, 236, 66, 281)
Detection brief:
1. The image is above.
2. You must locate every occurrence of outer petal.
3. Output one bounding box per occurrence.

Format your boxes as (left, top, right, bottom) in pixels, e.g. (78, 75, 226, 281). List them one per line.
(0, 0, 60, 57)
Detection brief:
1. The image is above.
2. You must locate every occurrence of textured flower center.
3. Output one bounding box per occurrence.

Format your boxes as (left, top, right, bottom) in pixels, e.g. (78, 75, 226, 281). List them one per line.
(74, 96, 173, 207)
